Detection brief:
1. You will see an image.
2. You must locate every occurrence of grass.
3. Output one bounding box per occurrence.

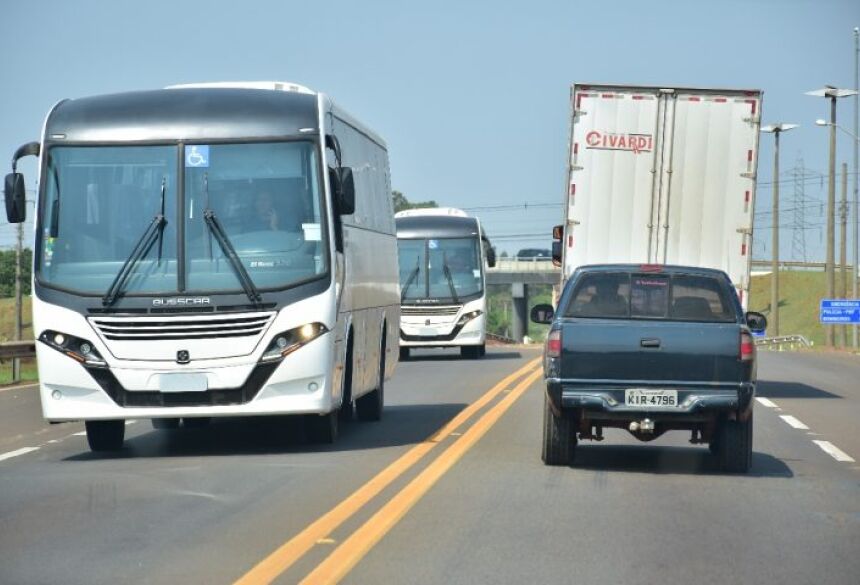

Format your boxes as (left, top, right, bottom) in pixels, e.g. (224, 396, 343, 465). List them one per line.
(0, 296, 36, 385)
(748, 270, 857, 348)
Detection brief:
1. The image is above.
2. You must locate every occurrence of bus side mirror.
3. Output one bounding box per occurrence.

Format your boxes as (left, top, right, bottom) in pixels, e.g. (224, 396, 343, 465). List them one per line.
(552, 224, 563, 240)
(487, 246, 496, 268)
(551, 240, 562, 267)
(338, 167, 355, 215)
(4, 173, 26, 223)
(530, 303, 555, 324)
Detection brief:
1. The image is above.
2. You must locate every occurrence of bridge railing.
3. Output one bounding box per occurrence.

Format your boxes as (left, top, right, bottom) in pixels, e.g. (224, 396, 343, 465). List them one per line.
(488, 258, 560, 273)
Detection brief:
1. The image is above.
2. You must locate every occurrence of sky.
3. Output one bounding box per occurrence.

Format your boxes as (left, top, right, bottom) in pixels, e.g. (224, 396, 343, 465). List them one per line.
(1, 0, 858, 261)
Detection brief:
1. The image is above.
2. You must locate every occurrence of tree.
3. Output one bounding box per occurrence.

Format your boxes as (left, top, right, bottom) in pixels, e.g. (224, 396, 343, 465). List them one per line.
(0, 249, 32, 297)
(392, 190, 438, 213)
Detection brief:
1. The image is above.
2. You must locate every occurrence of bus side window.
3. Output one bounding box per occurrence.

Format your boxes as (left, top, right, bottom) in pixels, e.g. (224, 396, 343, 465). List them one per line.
(328, 164, 344, 252)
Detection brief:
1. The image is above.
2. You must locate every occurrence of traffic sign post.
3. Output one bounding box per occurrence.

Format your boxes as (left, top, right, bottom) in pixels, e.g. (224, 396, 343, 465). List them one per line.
(819, 299, 860, 323)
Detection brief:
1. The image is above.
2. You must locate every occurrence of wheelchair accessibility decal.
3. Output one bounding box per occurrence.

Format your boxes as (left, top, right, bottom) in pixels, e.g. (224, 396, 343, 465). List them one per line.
(185, 145, 210, 168)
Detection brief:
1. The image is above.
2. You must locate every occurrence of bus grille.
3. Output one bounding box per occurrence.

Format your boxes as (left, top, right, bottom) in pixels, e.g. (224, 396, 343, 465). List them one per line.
(401, 305, 462, 317)
(90, 312, 275, 341)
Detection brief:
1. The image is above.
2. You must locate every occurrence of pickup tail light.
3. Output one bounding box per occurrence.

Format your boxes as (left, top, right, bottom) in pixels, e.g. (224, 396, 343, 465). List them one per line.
(546, 328, 562, 358)
(545, 327, 562, 378)
(740, 331, 755, 361)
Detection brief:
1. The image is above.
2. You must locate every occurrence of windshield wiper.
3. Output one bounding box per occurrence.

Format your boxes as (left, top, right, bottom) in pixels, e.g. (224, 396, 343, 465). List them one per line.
(441, 251, 460, 304)
(400, 256, 421, 302)
(102, 180, 168, 307)
(202, 207, 262, 306)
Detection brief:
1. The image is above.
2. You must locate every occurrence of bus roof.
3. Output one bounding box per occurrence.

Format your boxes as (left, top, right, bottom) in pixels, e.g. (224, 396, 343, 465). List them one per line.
(396, 214, 480, 239)
(44, 87, 320, 143)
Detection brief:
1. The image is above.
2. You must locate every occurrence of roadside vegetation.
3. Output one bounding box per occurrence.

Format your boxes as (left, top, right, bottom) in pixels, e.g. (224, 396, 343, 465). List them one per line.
(748, 270, 857, 349)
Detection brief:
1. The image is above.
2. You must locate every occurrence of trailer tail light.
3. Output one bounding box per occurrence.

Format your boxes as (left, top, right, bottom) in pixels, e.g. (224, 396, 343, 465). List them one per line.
(740, 331, 755, 362)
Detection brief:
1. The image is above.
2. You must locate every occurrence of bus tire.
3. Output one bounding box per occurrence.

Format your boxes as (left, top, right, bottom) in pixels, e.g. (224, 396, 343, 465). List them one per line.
(183, 417, 211, 429)
(461, 344, 483, 359)
(305, 410, 338, 444)
(339, 334, 355, 422)
(151, 418, 180, 430)
(86, 420, 125, 452)
(399, 346, 410, 361)
(357, 333, 385, 422)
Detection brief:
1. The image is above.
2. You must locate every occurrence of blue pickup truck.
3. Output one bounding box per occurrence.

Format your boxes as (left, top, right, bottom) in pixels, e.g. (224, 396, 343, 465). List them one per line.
(531, 264, 767, 473)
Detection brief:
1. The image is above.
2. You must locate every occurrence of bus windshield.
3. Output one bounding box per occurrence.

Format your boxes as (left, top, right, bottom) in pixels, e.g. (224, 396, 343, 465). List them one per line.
(398, 237, 483, 303)
(37, 141, 327, 296)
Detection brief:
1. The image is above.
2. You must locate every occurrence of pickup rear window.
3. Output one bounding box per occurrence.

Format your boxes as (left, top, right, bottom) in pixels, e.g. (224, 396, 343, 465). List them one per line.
(564, 272, 736, 322)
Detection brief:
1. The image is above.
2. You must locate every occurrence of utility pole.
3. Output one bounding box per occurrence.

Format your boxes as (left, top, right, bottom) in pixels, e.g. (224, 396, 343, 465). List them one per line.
(791, 156, 809, 262)
(808, 87, 857, 346)
(853, 26, 859, 349)
(761, 124, 797, 336)
(839, 163, 848, 347)
(13, 221, 23, 382)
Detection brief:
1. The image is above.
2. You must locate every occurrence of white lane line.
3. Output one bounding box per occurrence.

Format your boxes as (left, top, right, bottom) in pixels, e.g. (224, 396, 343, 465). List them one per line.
(0, 447, 40, 462)
(72, 431, 87, 436)
(812, 440, 856, 463)
(779, 415, 809, 430)
(755, 397, 778, 408)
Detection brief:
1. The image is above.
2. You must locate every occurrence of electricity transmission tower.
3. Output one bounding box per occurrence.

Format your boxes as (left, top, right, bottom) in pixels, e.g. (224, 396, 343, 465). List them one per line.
(791, 156, 809, 262)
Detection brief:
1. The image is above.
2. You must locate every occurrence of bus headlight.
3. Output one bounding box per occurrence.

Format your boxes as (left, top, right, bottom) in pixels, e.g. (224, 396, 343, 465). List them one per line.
(457, 310, 483, 326)
(260, 323, 328, 362)
(39, 330, 107, 368)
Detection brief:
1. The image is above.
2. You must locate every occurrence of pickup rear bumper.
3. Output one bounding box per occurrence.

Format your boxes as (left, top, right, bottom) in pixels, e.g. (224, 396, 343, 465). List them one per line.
(545, 379, 755, 421)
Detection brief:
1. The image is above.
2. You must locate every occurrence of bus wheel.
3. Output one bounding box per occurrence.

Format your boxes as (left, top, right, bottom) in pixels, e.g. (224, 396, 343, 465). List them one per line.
(461, 344, 484, 359)
(357, 336, 385, 422)
(183, 417, 211, 429)
(85, 420, 125, 452)
(305, 410, 339, 444)
(151, 418, 180, 430)
(399, 346, 410, 361)
(339, 334, 355, 422)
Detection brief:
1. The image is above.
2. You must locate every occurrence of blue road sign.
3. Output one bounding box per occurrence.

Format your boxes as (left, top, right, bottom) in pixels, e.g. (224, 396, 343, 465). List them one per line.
(820, 299, 860, 324)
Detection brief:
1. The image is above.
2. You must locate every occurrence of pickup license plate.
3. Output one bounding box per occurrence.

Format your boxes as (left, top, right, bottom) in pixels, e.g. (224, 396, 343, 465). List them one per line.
(625, 389, 678, 408)
(159, 373, 208, 393)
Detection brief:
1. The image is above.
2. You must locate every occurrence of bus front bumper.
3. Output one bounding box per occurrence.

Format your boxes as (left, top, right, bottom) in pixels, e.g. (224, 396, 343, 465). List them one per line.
(37, 337, 337, 421)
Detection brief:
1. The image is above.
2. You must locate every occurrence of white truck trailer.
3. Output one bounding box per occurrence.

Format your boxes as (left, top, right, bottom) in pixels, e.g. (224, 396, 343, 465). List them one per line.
(553, 83, 763, 307)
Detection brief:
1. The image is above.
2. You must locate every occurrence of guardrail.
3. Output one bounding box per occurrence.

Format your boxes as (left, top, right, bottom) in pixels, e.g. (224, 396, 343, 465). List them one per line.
(754, 335, 812, 350)
(0, 340, 36, 360)
(488, 259, 560, 273)
(750, 260, 854, 272)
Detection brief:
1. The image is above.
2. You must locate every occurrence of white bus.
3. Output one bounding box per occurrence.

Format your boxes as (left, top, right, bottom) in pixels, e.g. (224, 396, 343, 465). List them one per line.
(395, 208, 495, 359)
(3, 81, 399, 450)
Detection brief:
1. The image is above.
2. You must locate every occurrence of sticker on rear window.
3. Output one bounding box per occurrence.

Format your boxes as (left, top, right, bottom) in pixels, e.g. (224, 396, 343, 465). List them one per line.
(185, 145, 210, 168)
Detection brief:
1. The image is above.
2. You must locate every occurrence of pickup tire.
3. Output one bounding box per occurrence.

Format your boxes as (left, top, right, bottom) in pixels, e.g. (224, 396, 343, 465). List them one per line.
(85, 420, 125, 452)
(541, 396, 575, 465)
(716, 414, 753, 473)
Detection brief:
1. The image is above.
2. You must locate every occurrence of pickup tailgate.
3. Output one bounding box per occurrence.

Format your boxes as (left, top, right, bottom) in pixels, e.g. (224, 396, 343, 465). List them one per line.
(560, 319, 742, 384)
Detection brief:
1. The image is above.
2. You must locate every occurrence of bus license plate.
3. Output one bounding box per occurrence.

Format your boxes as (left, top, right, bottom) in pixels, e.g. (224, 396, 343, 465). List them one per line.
(625, 389, 678, 408)
(159, 373, 208, 393)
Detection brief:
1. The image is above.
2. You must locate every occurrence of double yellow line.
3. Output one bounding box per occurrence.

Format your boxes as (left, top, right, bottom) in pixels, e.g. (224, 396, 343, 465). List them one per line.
(235, 358, 543, 585)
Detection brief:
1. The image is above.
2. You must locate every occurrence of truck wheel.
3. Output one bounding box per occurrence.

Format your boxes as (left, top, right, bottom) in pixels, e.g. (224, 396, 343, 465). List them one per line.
(357, 335, 386, 422)
(399, 347, 410, 361)
(85, 420, 125, 452)
(717, 414, 753, 473)
(541, 395, 575, 466)
(151, 418, 180, 430)
(305, 411, 339, 444)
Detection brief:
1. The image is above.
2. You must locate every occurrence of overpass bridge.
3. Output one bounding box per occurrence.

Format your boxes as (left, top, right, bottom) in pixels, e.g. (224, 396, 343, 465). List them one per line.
(486, 259, 561, 342)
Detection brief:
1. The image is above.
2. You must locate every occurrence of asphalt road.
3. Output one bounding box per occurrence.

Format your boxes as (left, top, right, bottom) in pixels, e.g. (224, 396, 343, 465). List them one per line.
(1, 347, 858, 585)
